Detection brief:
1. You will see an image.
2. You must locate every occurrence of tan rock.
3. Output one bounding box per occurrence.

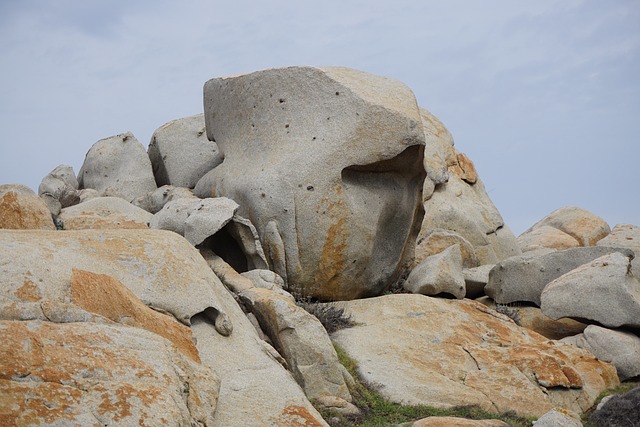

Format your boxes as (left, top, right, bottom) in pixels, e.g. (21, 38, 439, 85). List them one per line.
(453, 151, 478, 184)
(59, 196, 152, 229)
(404, 244, 466, 299)
(70, 268, 200, 362)
(331, 294, 618, 418)
(0, 320, 219, 426)
(0, 184, 55, 230)
(525, 206, 610, 246)
(597, 223, 640, 275)
(518, 225, 580, 252)
(411, 417, 509, 427)
(414, 228, 479, 268)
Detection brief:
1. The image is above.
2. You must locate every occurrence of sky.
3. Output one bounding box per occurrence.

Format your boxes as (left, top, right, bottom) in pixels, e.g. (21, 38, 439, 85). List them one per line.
(0, 0, 638, 235)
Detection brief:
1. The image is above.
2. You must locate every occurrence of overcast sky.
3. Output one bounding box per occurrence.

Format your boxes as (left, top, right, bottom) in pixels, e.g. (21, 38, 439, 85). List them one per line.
(1, 0, 638, 235)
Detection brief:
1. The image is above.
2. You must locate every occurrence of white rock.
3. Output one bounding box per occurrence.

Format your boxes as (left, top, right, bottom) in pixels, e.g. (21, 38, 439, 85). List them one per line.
(533, 408, 583, 427)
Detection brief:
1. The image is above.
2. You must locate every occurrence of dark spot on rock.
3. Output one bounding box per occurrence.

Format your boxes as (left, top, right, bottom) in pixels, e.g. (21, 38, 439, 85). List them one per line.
(307, 186, 314, 191)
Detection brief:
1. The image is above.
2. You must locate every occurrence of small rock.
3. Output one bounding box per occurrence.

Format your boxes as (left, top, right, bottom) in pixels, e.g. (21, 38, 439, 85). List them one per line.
(597, 223, 640, 276)
(414, 229, 479, 268)
(404, 244, 466, 298)
(524, 206, 610, 246)
(463, 264, 493, 298)
(411, 417, 509, 426)
(518, 225, 580, 252)
(38, 164, 80, 215)
(133, 185, 196, 214)
(533, 408, 583, 427)
(59, 196, 152, 230)
(0, 184, 55, 230)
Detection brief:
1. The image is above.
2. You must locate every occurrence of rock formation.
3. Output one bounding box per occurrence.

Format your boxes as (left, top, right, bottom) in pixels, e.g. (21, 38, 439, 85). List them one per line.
(1, 66, 638, 426)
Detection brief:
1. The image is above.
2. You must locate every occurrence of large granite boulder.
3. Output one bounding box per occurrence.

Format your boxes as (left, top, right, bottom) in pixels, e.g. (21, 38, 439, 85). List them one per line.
(523, 206, 610, 247)
(0, 184, 55, 230)
(196, 66, 427, 300)
(58, 196, 152, 229)
(562, 325, 640, 381)
(597, 223, 640, 275)
(541, 252, 640, 329)
(485, 246, 633, 306)
(78, 132, 157, 202)
(148, 114, 223, 188)
(330, 294, 618, 418)
(418, 108, 521, 266)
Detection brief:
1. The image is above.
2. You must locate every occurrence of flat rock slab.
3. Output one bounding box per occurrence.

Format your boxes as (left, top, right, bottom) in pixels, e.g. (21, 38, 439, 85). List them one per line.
(59, 196, 152, 229)
(331, 294, 618, 418)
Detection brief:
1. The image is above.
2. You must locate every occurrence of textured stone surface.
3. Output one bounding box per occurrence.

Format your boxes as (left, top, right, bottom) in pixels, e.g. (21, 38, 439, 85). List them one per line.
(38, 164, 80, 215)
(485, 246, 633, 306)
(532, 408, 583, 427)
(0, 184, 55, 230)
(59, 196, 152, 230)
(597, 223, 640, 275)
(404, 244, 466, 298)
(562, 325, 640, 381)
(132, 184, 196, 214)
(410, 417, 509, 427)
(331, 294, 618, 418)
(148, 114, 223, 188)
(518, 225, 580, 252)
(541, 252, 640, 328)
(0, 320, 219, 427)
(197, 66, 426, 300)
(78, 132, 157, 202)
(524, 206, 610, 246)
(239, 287, 352, 402)
(414, 228, 478, 268)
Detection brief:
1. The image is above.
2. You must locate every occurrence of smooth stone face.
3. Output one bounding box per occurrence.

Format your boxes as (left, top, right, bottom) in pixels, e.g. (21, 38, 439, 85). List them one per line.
(486, 246, 634, 306)
(562, 325, 640, 381)
(524, 206, 611, 246)
(38, 164, 80, 215)
(541, 252, 640, 329)
(148, 114, 223, 188)
(199, 66, 426, 300)
(532, 408, 583, 427)
(518, 225, 581, 252)
(0, 184, 55, 230)
(330, 294, 618, 418)
(414, 228, 478, 269)
(59, 196, 152, 230)
(78, 132, 157, 202)
(597, 223, 640, 276)
(403, 244, 466, 299)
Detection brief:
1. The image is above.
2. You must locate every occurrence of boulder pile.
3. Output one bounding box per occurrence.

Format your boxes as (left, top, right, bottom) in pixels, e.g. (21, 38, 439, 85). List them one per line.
(1, 66, 637, 426)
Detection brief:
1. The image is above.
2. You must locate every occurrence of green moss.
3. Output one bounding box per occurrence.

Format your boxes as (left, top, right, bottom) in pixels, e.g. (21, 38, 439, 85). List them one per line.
(318, 343, 535, 427)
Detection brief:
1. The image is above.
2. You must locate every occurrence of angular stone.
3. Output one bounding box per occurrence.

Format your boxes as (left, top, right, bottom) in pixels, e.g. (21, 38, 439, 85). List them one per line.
(486, 246, 633, 306)
(331, 294, 618, 418)
(241, 269, 287, 291)
(541, 252, 640, 328)
(0, 184, 55, 230)
(58, 196, 152, 230)
(239, 287, 352, 403)
(597, 223, 640, 275)
(404, 244, 466, 299)
(420, 107, 454, 188)
(78, 132, 157, 202)
(518, 225, 580, 252)
(414, 229, 478, 269)
(562, 325, 640, 381)
(148, 114, 223, 188)
(532, 408, 583, 427)
(198, 66, 426, 300)
(133, 184, 196, 214)
(0, 320, 219, 426)
(524, 206, 610, 246)
(463, 264, 493, 298)
(38, 164, 80, 215)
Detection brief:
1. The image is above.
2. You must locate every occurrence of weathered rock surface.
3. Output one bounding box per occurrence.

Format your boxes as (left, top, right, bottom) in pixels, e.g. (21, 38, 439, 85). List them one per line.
(414, 228, 478, 269)
(403, 244, 466, 298)
(562, 325, 640, 381)
(133, 184, 196, 214)
(463, 264, 493, 299)
(517, 225, 580, 252)
(485, 246, 633, 305)
(78, 132, 157, 202)
(239, 287, 353, 403)
(198, 66, 426, 300)
(0, 184, 55, 230)
(148, 114, 223, 188)
(58, 196, 152, 229)
(477, 297, 587, 341)
(242, 269, 287, 292)
(532, 408, 583, 427)
(0, 320, 219, 426)
(331, 294, 618, 418)
(597, 223, 640, 275)
(409, 418, 509, 427)
(38, 164, 80, 215)
(541, 252, 640, 328)
(524, 206, 610, 247)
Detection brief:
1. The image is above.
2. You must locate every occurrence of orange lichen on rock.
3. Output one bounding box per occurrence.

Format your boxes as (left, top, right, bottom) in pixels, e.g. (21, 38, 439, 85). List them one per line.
(276, 405, 325, 427)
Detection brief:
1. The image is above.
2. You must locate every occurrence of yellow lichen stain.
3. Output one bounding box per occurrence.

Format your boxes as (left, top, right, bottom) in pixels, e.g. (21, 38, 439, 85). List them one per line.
(277, 405, 324, 427)
(16, 277, 41, 302)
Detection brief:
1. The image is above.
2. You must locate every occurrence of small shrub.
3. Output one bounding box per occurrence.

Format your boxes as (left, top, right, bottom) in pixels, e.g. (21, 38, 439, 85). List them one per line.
(298, 301, 355, 334)
(495, 303, 522, 326)
(588, 386, 640, 427)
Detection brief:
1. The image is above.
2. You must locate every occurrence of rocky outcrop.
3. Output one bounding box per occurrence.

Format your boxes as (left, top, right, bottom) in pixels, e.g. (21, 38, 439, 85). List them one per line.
(485, 247, 633, 305)
(403, 244, 466, 298)
(197, 66, 426, 300)
(58, 196, 152, 229)
(148, 114, 223, 188)
(78, 132, 157, 202)
(0, 184, 55, 230)
(523, 206, 610, 247)
(541, 252, 640, 328)
(330, 294, 618, 418)
(562, 325, 640, 381)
